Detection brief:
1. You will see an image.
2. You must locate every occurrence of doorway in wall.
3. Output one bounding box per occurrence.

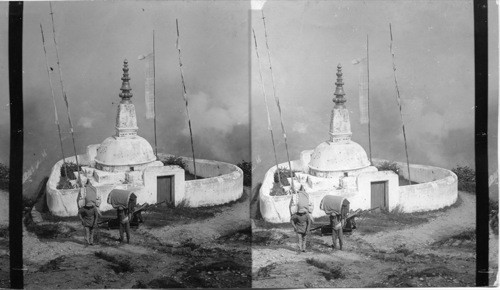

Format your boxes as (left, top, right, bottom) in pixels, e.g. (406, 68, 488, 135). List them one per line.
(371, 181, 387, 210)
(157, 175, 175, 205)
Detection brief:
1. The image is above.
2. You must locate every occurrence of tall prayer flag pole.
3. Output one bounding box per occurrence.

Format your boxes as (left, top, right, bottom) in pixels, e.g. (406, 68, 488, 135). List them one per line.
(49, 2, 82, 187)
(176, 19, 197, 179)
(252, 28, 282, 185)
(367, 34, 372, 163)
(40, 23, 68, 179)
(389, 23, 411, 184)
(153, 30, 158, 156)
(261, 9, 295, 192)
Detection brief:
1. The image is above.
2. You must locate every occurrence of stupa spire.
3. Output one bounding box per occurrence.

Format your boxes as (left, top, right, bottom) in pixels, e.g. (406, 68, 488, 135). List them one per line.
(328, 63, 352, 142)
(115, 59, 138, 137)
(119, 59, 133, 101)
(333, 63, 346, 107)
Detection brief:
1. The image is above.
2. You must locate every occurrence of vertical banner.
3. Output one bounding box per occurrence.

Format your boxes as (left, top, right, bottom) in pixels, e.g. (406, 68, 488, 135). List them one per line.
(353, 57, 368, 124)
(140, 53, 155, 119)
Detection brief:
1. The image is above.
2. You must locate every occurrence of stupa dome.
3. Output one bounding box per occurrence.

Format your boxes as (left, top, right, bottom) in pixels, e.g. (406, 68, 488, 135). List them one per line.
(308, 64, 370, 176)
(95, 135, 156, 167)
(309, 140, 370, 172)
(95, 60, 156, 170)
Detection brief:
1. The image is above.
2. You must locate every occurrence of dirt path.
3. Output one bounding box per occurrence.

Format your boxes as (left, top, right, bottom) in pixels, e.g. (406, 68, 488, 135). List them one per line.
(23, 190, 251, 289)
(355, 192, 475, 252)
(252, 191, 478, 288)
(147, 197, 250, 246)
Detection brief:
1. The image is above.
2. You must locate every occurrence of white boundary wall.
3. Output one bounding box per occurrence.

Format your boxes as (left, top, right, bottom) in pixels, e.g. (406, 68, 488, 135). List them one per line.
(372, 158, 458, 212)
(47, 154, 243, 216)
(259, 158, 458, 223)
(181, 157, 244, 207)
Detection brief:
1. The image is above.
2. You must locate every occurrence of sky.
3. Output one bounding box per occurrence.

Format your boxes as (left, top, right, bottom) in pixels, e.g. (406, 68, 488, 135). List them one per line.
(0, 1, 497, 197)
(0, 1, 250, 197)
(251, 0, 498, 188)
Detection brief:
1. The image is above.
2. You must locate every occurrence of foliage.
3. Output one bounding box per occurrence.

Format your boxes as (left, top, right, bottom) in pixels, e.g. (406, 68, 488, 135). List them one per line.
(269, 182, 288, 196)
(237, 161, 252, 187)
(490, 199, 498, 235)
(23, 196, 37, 209)
(161, 156, 187, 171)
(0, 163, 8, 191)
(60, 162, 82, 180)
(452, 166, 476, 193)
(56, 176, 74, 190)
(452, 166, 476, 182)
(375, 161, 400, 175)
(273, 167, 297, 186)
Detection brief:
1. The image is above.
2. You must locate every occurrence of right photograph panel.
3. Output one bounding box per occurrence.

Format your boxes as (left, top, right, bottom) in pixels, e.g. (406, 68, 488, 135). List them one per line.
(250, 0, 494, 287)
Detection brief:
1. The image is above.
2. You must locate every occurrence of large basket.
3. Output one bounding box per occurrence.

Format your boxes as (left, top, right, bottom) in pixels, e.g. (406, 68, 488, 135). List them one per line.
(107, 189, 137, 210)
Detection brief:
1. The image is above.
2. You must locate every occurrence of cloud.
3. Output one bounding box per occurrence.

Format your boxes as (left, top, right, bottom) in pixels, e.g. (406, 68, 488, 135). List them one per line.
(292, 122, 308, 134)
(77, 117, 94, 128)
(180, 91, 242, 136)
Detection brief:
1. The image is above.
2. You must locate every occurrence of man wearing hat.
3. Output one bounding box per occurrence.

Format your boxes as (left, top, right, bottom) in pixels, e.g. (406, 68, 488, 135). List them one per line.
(78, 201, 99, 246)
(291, 207, 312, 252)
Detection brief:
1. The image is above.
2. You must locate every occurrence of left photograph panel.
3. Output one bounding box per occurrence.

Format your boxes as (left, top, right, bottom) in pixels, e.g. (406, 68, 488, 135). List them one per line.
(20, 2, 251, 288)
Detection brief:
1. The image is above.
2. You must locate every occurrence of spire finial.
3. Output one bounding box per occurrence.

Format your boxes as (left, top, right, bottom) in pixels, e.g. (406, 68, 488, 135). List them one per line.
(119, 59, 133, 101)
(333, 63, 346, 106)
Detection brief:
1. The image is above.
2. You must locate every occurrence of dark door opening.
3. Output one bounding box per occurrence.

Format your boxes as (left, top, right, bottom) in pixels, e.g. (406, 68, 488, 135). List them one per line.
(371, 181, 387, 210)
(157, 175, 175, 205)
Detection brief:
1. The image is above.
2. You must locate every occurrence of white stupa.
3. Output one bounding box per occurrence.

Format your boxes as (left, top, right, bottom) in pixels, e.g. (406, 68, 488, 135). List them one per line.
(306, 64, 375, 180)
(94, 59, 157, 172)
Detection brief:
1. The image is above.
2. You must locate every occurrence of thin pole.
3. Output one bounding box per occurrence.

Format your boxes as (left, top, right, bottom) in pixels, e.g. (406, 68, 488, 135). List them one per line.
(261, 10, 295, 192)
(252, 28, 281, 186)
(153, 30, 158, 156)
(367, 34, 372, 163)
(50, 2, 82, 187)
(389, 23, 411, 185)
(40, 23, 68, 179)
(9, 3, 24, 287)
(176, 19, 197, 179)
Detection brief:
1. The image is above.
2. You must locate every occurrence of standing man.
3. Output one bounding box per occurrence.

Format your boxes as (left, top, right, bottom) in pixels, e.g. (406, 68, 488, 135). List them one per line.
(117, 206, 130, 244)
(78, 202, 99, 246)
(291, 208, 312, 252)
(320, 195, 349, 251)
(330, 212, 343, 250)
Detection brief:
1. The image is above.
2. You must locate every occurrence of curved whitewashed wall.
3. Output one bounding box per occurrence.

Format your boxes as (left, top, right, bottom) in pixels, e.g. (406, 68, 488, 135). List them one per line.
(180, 157, 244, 207)
(372, 159, 458, 212)
(259, 160, 306, 223)
(259, 158, 458, 223)
(46, 154, 89, 216)
(47, 154, 243, 216)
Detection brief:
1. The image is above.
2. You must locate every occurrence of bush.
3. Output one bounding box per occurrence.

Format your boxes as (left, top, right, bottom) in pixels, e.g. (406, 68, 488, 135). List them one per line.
(161, 156, 187, 171)
(23, 196, 37, 209)
(273, 167, 296, 186)
(0, 163, 8, 191)
(452, 166, 476, 193)
(56, 176, 74, 190)
(60, 162, 82, 180)
(269, 182, 288, 196)
(237, 161, 252, 187)
(490, 199, 498, 235)
(375, 161, 400, 175)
